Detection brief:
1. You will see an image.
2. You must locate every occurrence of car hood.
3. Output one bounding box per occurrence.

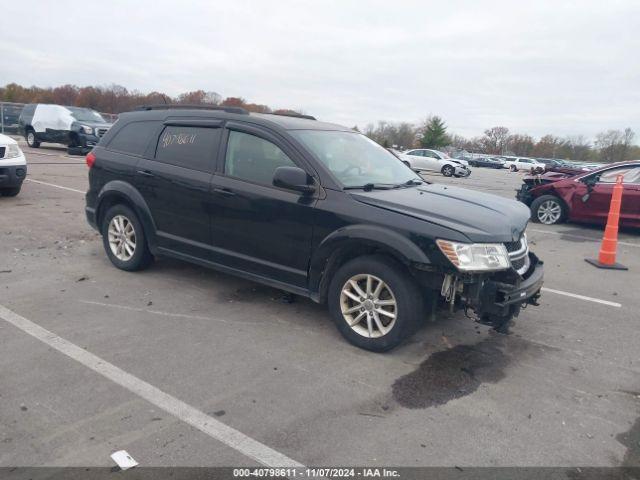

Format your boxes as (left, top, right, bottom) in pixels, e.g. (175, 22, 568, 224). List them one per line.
(350, 184, 530, 243)
(0, 133, 18, 146)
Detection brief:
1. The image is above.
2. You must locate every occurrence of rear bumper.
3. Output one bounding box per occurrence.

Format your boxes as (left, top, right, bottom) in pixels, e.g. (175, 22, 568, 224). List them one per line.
(0, 164, 27, 188)
(85, 205, 98, 230)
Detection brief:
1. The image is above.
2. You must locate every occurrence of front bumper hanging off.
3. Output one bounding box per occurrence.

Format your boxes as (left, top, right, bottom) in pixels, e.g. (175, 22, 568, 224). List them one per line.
(457, 253, 544, 320)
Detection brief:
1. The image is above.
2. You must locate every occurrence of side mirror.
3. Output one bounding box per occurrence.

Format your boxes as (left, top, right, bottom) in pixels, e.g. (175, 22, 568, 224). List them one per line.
(273, 166, 316, 194)
(582, 176, 597, 191)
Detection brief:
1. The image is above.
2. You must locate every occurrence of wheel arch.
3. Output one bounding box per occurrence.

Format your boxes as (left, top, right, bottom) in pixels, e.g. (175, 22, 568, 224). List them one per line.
(96, 181, 158, 252)
(309, 225, 431, 303)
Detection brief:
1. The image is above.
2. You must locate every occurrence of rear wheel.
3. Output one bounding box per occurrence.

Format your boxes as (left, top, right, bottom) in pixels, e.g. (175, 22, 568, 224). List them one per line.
(26, 130, 40, 148)
(441, 165, 455, 177)
(530, 195, 567, 225)
(101, 204, 153, 271)
(328, 255, 425, 352)
(510, 164, 518, 172)
(1, 187, 21, 197)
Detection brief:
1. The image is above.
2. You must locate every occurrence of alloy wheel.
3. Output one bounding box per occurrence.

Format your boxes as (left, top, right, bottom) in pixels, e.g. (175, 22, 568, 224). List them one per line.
(339, 274, 397, 338)
(537, 200, 562, 224)
(108, 215, 136, 261)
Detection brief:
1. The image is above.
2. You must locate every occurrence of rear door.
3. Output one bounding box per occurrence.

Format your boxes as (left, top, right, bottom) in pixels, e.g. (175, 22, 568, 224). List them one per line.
(208, 122, 316, 288)
(135, 120, 222, 259)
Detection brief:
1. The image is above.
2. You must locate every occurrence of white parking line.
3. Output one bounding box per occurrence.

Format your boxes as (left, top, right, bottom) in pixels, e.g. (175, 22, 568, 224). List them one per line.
(0, 303, 304, 468)
(26, 178, 84, 194)
(541, 287, 622, 308)
(528, 228, 640, 248)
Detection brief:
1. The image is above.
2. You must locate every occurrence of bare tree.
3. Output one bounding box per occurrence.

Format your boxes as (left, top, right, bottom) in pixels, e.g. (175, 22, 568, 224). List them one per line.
(481, 127, 510, 154)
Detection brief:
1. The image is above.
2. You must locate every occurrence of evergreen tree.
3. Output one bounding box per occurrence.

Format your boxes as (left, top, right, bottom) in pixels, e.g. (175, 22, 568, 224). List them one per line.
(420, 116, 449, 149)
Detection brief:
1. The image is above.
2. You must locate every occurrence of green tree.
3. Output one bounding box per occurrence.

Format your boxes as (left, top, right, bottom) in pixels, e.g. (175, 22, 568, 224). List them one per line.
(419, 116, 449, 149)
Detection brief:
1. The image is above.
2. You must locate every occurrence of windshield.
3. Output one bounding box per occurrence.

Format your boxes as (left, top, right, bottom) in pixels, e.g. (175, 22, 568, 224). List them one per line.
(432, 149, 450, 158)
(67, 107, 106, 123)
(291, 130, 421, 188)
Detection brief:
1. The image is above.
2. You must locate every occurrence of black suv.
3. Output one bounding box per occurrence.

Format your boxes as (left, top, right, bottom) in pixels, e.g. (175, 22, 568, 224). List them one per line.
(85, 106, 543, 351)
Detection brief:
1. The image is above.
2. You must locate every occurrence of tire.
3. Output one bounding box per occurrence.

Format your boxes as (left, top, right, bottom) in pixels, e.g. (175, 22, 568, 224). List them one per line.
(26, 129, 40, 148)
(101, 204, 153, 271)
(1, 187, 21, 197)
(530, 195, 568, 225)
(441, 165, 455, 177)
(510, 165, 517, 172)
(327, 255, 425, 352)
(403, 160, 411, 168)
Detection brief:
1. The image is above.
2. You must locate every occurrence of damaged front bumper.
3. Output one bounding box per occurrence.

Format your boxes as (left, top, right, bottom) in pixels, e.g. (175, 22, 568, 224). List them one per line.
(442, 252, 544, 323)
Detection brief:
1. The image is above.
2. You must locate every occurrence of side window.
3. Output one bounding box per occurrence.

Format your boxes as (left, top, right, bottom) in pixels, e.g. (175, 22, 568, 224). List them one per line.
(108, 121, 159, 156)
(407, 150, 422, 156)
(598, 166, 639, 184)
(424, 151, 438, 158)
(224, 130, 296, 186)
(155, 126, 221, 172)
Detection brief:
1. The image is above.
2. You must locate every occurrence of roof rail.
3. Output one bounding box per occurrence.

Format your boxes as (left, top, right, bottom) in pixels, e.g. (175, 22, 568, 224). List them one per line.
(135, 104, 249, 115)
(269, 111, 316, 121)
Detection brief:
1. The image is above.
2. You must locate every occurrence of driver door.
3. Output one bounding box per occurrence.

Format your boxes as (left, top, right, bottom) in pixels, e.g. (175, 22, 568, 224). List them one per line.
(571, 166, 640, 224)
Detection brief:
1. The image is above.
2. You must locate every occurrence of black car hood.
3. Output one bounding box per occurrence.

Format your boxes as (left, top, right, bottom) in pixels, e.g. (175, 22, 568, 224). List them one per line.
(350, 184, 530, 243)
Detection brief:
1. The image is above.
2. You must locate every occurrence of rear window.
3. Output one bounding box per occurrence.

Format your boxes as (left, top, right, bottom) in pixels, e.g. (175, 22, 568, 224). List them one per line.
(154, 126, 221, 172)
(107, 121, 158, 156)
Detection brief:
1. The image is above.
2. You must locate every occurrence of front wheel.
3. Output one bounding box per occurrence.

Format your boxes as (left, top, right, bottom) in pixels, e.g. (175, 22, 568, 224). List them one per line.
(328, 255, 425, 352)
(101, 204, 153, 271)
(530, 195, 567, 225)
(26, 130, 40, 148)
(441, 165, 455, 177)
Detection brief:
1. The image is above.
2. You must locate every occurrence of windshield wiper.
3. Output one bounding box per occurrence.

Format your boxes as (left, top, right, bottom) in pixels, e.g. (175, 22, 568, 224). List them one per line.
(402, 179, 423, 186)
(344, 183, 398, 191)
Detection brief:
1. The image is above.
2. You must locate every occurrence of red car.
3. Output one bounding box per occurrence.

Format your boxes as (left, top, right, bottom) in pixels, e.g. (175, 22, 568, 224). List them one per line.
(516, 161, 640, 227)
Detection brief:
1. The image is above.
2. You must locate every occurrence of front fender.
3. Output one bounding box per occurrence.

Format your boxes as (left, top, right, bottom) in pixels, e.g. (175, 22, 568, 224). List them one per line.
(308, 224, 432, 300)
(96, 181, 158, 252)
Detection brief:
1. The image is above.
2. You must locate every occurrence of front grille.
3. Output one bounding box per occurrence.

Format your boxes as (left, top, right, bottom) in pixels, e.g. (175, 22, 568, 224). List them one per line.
(504, 238, 523, 253)
(512, 257, 526, 271)
(0, 147, 5, 158)
(505, 233, 529, 275)
(96, 128, 108, 137)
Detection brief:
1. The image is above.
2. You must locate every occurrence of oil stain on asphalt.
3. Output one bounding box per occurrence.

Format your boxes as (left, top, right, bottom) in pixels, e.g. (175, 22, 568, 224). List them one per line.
(392, 332, 548, 409)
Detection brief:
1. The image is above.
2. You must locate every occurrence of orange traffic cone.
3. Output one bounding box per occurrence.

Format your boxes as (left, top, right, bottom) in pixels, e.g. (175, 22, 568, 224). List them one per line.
(585, 174, 628, 270)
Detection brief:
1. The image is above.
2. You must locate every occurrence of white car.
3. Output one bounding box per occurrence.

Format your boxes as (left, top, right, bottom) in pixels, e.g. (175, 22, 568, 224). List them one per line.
(503, 157, 545, 172)
(0, 134, 27, 197)
(400, 148, 471, 177)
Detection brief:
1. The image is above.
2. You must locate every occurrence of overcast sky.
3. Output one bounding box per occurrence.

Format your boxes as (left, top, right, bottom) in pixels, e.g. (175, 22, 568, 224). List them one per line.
(2, 0, 639, 140)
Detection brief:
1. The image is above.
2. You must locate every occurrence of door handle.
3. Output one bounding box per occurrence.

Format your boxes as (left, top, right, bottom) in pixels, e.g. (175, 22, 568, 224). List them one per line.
(137, 170, 155, 177)
(213, 187, 236, 197)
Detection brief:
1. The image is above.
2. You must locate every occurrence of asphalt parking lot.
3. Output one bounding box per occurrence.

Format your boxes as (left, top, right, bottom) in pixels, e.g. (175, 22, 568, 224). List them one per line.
(1, 143, 639, 469)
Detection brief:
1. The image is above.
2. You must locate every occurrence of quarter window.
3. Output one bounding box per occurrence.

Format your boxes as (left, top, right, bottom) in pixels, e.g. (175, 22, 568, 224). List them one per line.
(155, 126, 221, 172)
(108, 121, 159, 156)
(224, 130, 296, 185)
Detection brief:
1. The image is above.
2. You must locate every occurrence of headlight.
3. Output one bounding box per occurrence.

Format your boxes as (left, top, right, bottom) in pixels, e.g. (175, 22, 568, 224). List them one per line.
(4, 144, 23, 159)
(436, 239, 510, 272)
(80, 125, 94, 134)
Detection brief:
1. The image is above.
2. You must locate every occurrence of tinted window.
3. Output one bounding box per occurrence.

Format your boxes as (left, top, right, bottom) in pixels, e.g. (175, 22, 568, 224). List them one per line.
(155, 126, 221, 172)
(224, 130, 296, 185)
(408, 150, 423, 156)
(108, 121, 159, 156)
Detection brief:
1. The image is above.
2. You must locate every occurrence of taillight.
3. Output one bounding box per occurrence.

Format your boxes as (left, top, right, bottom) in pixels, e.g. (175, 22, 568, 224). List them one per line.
(86, 151, 96, 168)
